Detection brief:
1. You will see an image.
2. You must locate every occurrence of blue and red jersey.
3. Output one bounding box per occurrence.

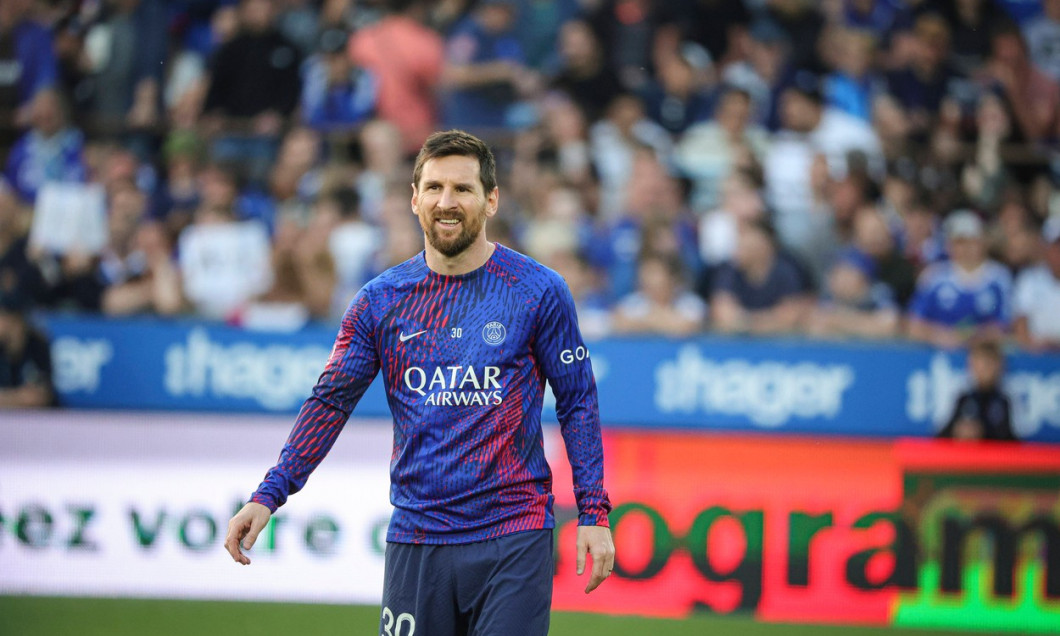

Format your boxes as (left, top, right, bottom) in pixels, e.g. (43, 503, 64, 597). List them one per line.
(252, 244, 611, 544)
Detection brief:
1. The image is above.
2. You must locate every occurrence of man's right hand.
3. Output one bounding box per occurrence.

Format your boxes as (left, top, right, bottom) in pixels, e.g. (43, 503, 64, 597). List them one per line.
(224, 502, 272, 565)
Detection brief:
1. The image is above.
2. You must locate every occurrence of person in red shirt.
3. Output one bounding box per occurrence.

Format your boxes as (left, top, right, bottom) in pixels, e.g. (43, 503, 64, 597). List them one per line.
(349, 0, 444, 155)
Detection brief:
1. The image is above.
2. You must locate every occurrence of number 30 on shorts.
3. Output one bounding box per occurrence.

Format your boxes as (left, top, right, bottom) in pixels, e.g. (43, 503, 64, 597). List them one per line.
(381, 606, 416, 636)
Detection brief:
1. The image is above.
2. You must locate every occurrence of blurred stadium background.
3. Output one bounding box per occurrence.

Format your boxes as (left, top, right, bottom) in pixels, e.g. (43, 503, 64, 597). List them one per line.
(2, 0, 1060, 633)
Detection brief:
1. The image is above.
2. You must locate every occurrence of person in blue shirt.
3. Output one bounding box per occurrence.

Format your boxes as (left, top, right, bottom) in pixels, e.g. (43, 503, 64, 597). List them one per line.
(439, 0, 535, 130)
(0, 0, 58, 126)
(225, 130, 614, 635)
(299, 27, 378, 133)
(705, 217, 814, 335)
(907, 209, 1012, 349)
(3, 88, 86, 204)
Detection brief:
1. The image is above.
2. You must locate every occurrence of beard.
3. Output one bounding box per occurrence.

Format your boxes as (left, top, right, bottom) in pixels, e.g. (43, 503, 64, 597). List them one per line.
(421, 203, 488, 258)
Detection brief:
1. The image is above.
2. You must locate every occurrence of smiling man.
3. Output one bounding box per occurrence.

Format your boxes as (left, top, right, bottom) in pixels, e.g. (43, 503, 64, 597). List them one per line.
(225, 130, 614, 635)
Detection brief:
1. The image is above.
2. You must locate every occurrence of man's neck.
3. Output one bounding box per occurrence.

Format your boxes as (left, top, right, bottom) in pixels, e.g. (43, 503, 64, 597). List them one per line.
(425, 239, 496, 276)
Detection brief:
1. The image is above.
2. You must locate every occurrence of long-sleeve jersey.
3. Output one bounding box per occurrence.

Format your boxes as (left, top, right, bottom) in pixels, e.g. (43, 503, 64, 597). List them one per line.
(251, 244, 611, 544)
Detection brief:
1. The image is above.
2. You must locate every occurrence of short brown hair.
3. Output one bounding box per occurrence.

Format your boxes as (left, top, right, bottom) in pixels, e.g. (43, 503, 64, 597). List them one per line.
(968, 336, 1003, 362)
(412, 130, 497, 194)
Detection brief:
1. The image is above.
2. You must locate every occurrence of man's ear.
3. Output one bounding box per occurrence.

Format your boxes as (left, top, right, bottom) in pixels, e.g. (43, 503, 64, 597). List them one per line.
(486, 186, 499, 218)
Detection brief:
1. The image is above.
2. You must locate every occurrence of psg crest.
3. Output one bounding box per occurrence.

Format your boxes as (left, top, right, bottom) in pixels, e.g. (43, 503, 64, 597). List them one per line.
(482, 321, 506, 346)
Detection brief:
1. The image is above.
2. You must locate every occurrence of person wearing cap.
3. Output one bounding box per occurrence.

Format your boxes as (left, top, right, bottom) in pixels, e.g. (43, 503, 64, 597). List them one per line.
(1013, 216, 1060, 351)
(0, 292, 54, 408)
(906, 209, 1013, 348)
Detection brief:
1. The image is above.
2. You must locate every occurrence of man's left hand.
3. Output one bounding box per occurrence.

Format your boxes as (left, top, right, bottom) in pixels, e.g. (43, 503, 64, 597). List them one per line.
(576, 525, 615, 594)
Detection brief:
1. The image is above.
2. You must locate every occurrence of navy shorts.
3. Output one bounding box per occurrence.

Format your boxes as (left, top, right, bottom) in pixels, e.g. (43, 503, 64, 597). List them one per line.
(379, 529, 553, 636)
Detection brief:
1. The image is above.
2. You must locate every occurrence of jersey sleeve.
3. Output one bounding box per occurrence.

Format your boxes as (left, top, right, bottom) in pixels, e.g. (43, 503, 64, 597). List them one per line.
(250, 288, 381, 511)
(533, 275, 612, 527)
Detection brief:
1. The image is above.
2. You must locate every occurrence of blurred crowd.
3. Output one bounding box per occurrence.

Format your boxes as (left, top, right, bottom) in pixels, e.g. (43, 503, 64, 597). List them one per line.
(1, 0, 1060, 352)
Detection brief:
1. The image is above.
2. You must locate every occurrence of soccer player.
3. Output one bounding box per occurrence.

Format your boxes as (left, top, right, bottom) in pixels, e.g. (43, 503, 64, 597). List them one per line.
(224, 130, 615, 634)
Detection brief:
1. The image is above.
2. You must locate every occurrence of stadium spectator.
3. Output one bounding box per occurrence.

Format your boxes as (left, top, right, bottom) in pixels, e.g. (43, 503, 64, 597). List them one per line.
(823, 27, 884, 122)
(611, 251, 705, 337)
(872, 93, 915, 159)
(906, 209, 1012, 348)
(721, 17, 789, 128)
(439, 0, 536, 131)
(0, 0, 58, 131)
(521, 183, 591, 266)
(676, 87, 768, 213)
(851, 205, 919, 307)
(276, 0, 319, 56)
(3, 88, 87, 205)
(536, 94, 594, 188)
(978, 21, 1060, 144)
(638, 42, 715, 135)
(696, 169, 767, 268)
(588, 94, 673, 220)
(593, 149, 693, 300)
(300, 27, 377, 133)
(369, 185, 424, 279)
(327, 186, 381, 319)
(582, 0, 659, 91)
(937, 337, 1015, 441)
(992, 197, 1041, 276)
(513, 0, 581, 74)
(706, 218, 812, 335)
(0, 291, 54, 408)
(154, 131, 206, 231)
(98, 181, 182, 316)
(237, 199, 334, 331)
(807, 250, 899, 340)
(1023, 0, 1060, 81)
(348, 0, 444, 154)
(200, 0, 303, 181)
(76, 0, 168, 143)
(0, 183, 44, 306)
(885, 13, 962, 140)
(941, 0, 1010, 76)
(764, 71, 882, 258)
(1013, 216, 1060, 351)
(898, 190, 946, 269)
(100, 220, 182, 317)
(263, 126, 326, 229)
(841, 0, 906, 38)
(355, 119, 408, 222)
(177, 163, 274, 320)
(763, 0, 826, 73)
(551, 19, 624, 123)
(654, 0, 751, 68)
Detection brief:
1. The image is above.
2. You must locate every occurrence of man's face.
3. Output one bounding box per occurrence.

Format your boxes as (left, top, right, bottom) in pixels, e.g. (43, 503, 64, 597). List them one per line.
(780, 89, 819, 133)
(479, 4, 515, 34)
(969, 352, 1001, 388)
(948, 236, 985, 270)
(412, 155, 497, 258)
(736, 225, 772, 270)
(240, 0, 273, 32)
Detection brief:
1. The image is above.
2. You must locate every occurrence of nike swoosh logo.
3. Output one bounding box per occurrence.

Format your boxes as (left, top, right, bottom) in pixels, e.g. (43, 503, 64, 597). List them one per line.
(399, 330, 428, 343)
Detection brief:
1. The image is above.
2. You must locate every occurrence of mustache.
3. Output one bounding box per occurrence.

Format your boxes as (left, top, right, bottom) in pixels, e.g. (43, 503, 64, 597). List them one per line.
(433, 212, 465, 221)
